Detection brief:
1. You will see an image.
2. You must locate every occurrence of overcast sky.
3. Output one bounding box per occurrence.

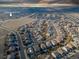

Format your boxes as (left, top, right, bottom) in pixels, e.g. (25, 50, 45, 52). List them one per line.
(0, 0, 15, 1)
(0, 0, 79, 4)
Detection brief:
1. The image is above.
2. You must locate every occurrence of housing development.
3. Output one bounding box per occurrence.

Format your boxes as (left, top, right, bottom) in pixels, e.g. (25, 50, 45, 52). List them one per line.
(0, 6, 79, 59)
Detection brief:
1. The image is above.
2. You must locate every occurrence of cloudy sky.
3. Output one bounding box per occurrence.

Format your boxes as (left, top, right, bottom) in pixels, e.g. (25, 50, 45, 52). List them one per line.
(0, 0, 79, 4)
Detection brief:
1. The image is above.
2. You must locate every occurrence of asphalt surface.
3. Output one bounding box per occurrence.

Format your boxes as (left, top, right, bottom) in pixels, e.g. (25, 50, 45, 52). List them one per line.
(16, 32, 26, 59)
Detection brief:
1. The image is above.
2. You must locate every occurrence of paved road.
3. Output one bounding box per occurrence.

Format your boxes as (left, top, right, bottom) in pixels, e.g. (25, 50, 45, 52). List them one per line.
(16, 32, 26, 59)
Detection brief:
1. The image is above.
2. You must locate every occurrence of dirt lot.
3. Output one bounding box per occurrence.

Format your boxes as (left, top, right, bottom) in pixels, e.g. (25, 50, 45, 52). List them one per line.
(0, 28, 9, 59)
(2, 16, 35, 30)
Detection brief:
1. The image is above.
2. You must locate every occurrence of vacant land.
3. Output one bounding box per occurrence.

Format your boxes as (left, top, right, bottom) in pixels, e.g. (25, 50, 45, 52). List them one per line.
(2, 16, 35, 30)
(0, 28, 9, 59)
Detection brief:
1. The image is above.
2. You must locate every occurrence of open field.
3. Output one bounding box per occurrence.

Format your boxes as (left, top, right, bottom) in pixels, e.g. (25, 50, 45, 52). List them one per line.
(0, 28, 9, 59)
(1, 16, 35, 30)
